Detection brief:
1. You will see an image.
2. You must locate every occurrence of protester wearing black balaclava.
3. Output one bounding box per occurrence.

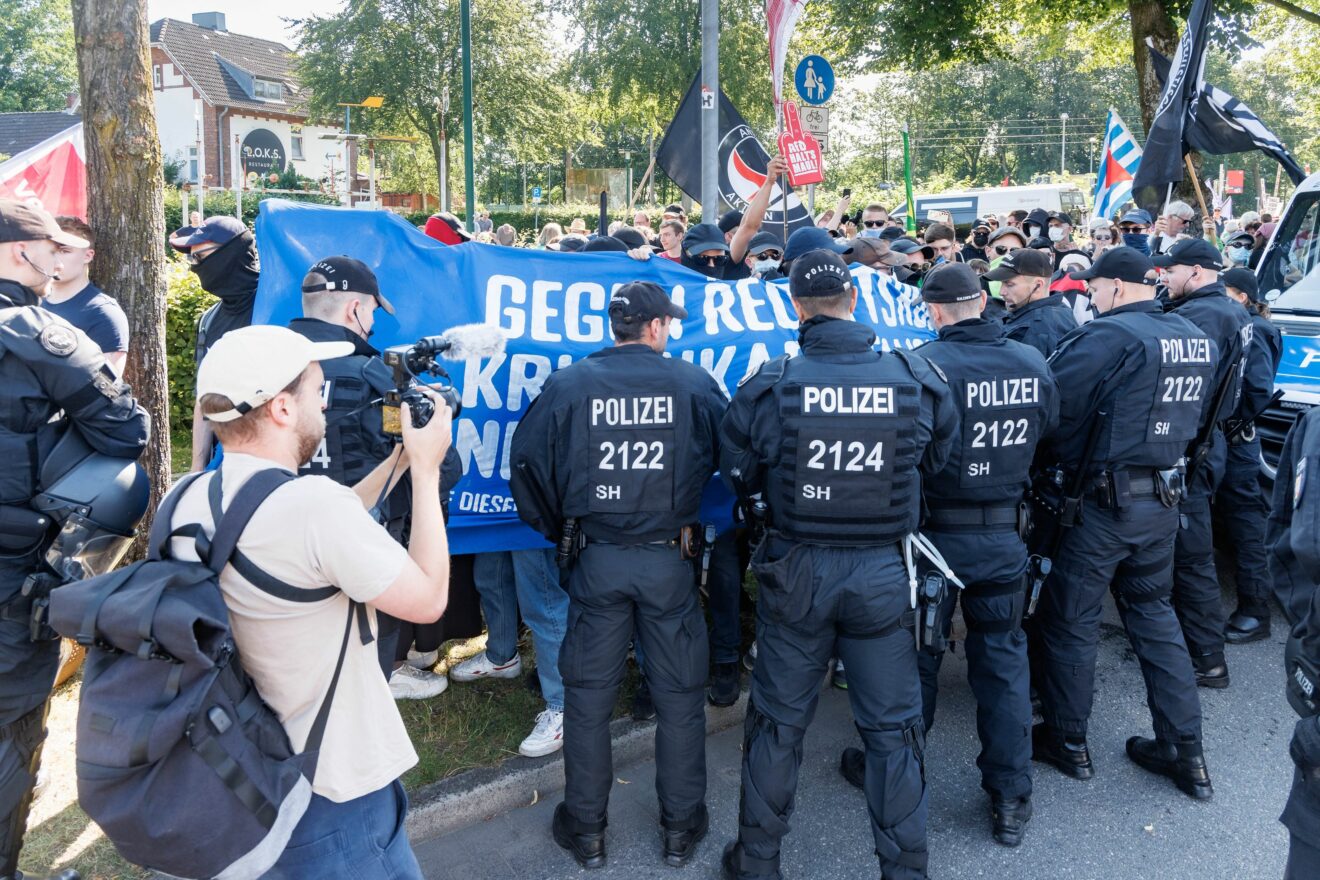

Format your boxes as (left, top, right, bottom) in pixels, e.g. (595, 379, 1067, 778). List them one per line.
(177, 216, 261, 364)
(1023, 208, 1051, 243)
(681, 223, 733, 278)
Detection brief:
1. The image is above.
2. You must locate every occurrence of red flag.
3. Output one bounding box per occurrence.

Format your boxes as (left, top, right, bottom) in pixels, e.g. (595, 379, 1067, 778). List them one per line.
(0, 124, 86, 218)
(766, 0, 808, 108)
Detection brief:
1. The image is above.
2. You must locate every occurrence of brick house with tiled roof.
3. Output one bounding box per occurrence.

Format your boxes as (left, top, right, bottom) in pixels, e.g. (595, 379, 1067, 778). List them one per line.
(150, 12, 347, 192)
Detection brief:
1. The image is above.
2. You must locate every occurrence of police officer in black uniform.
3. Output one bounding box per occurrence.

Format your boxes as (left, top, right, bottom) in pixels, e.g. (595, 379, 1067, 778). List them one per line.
(840, 263, 1058, 847)
(1031, 247, 1215, 799)
(0, 200, 149, 880)
(292, 256, 462, 677)
(1218, 267, 1283, 644)
(1270, 408, 1320, 878)
(509, 282, 726, 870)
(720, 249, 959, 880)
(984, 249, 1078, 357)
(1155, 238, 1251, 688)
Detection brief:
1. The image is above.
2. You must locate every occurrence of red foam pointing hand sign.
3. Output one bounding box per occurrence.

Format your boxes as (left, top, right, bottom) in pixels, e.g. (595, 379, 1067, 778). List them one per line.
(777, 102, 824, 187)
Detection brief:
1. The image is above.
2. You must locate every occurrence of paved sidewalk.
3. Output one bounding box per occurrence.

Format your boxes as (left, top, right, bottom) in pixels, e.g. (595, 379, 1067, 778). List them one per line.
(415, 601, 1292, 880)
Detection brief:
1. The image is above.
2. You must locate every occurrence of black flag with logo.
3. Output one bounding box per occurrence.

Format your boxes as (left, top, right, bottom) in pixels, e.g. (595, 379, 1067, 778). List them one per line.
(656, 73, 813, 231)
(1148, 44, 1306, 186)
(1131, 0, 1214, 212)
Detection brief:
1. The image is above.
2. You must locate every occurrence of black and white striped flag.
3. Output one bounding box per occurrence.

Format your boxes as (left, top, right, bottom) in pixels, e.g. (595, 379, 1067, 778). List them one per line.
(1149, 43, 1307, 186)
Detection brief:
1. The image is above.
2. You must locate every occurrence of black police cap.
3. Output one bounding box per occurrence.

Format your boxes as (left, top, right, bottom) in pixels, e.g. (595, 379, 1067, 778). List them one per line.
(608, 281, 688, 322)
(920, 263, 982, 303)
(1069, 246, 1156, 285)
(301, 256, 396, 314)
(788, 249, 852, 298)
(1150, 237, 1223, 270)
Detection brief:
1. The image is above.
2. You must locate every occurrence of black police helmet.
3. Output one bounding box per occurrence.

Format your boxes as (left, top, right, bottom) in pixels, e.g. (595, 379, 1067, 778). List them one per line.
(33, 429, 150, 538)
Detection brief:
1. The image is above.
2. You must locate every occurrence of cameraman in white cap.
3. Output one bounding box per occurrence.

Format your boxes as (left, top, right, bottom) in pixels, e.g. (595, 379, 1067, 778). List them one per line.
(163, 324, 453, 877)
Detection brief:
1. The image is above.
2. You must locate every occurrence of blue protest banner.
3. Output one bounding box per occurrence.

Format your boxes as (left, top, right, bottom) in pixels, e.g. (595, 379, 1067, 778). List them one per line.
(251, 200, 935, 554)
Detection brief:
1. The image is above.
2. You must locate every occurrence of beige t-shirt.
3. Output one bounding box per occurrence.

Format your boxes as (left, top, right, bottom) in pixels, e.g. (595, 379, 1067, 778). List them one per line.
(165, 452, 417, 803)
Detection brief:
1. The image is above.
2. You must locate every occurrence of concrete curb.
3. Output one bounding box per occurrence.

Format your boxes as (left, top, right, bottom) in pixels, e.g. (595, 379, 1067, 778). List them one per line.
(405, 689, 750, 842)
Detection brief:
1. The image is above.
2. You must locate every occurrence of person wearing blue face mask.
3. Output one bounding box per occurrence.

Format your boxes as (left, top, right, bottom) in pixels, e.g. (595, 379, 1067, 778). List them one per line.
(1118, 209, 1153, 255)
(1222, 230, 1255, 268)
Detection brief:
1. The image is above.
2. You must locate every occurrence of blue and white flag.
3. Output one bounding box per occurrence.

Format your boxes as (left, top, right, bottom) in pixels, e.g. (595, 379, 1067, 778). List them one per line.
(1093, 109, 1143, 220)
(251, 200, 937, 554)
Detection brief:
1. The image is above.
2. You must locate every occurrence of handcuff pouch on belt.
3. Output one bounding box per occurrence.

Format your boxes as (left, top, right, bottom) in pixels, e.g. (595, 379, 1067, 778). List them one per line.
(1155, 467, 1185, 508)
(556, 517, 584, 571)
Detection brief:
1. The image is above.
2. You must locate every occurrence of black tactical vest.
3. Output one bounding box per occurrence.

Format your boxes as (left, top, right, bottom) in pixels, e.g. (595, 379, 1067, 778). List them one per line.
(765, 352, 924, 545)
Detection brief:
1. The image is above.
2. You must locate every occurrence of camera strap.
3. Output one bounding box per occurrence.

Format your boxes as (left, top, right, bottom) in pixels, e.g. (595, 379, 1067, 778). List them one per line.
(902, 532, 965, 610)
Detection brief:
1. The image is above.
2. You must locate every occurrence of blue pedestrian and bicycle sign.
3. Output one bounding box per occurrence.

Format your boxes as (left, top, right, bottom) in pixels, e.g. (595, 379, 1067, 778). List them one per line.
(795, 55, 834, 105)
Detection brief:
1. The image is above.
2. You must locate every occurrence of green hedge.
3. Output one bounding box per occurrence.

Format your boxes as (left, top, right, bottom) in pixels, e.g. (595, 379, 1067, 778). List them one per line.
(164, 257, 215, 434)
(164, 188, 340, 236)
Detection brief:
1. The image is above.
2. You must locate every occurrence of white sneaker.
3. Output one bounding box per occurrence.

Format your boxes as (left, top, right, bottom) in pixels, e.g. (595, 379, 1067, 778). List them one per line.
(518, 709, 565, 757)
(450, 650, 523, 683)
(389, 664, 449, 700)
(407, 648, 439, 670)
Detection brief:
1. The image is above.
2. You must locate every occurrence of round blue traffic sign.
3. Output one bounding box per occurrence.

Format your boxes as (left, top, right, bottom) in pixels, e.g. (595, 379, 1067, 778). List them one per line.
(794, 55, 834, 106)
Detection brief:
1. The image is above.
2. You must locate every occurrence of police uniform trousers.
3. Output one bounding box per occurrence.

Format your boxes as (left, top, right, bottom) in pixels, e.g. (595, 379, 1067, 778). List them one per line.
(1035, 497, 1203, 744)
(1215, 436, 1272, 619)
(916, 531, 1031, 802)
(0, 555, 60, 874)
(1173, 434, 1229, 669)
(1284, 717, 1320, 880)
(558, 541, 708, 828)
(735, 537, 926, 880)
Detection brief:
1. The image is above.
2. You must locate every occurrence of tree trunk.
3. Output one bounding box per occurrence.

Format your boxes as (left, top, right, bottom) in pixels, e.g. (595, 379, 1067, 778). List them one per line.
(71, 0, 170, 557)
(1128, 0, 1179, 137)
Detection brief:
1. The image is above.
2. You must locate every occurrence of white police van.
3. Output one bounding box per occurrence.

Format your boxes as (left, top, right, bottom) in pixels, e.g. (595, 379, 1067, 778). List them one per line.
(890, 184, 1089, 228)
(1257, 170, 1320, 478)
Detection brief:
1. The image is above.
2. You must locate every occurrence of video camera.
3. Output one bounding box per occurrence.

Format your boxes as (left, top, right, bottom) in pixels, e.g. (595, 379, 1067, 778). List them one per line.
(379, 324, 507, 435)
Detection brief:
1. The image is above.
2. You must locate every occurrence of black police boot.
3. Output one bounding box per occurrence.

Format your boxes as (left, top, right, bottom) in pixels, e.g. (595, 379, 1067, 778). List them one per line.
(1194, 660, 1231, 689)
(708, 662, 740, 707)
(1225, 612, 1271, 645)
(1031, 724, 1094, 780)
(552, 803, 607, 869)
(631, 676, 656, 722)
(661, 804, 708, 867)
(839, 746, 865, 790)
(1125, 737, 1213, 800)
(721, 841, 783, 880)
(990, 796, 1032, 847)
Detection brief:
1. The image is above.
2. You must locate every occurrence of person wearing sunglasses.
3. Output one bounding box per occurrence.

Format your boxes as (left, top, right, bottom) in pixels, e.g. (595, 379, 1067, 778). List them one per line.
(172, 216, 261, 471)
(983, 227, 1029, 303)
(1116, 208, 1153, 256)
(1085, 217, 1118, 259)
(960, 217, 993, 263)
(858, 203, 890, 239)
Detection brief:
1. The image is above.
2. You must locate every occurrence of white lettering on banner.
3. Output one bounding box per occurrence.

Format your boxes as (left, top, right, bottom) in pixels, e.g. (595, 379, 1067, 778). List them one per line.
(507, 354, 552, 409)
(734, 278, 777, 332)
(487, 274, 526, 338)
(531, 280, 563, 342)
(762, 282, 798, 329)
(564, 282, 607, 341)
(456, 418, 501, 479)
(703, 283, 744, 335)
(462, 352, 507, 410)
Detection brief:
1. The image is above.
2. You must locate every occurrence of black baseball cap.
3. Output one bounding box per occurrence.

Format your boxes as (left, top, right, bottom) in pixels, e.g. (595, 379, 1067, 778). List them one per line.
(682, 223, 730, 257)
(717, 210, 744, 233)
(179, 215, 246, 249)
(984, 248, 1052, 281)
(1222, 267, 1261, 301)
(1225, 230, 1255, 248)
(747, 230, 784, 256)
(1069, 246, 1156, 285)
(1151, 237, 1223, 270)
(0, 199, 88, 247)
(301, 256, 396, 314)
(611, 227, 647, 250)
(1047, 211, 1074, 226)
(879, 225, 905, 241)
(583, 235, 628, 253)
(988, 227, 1027, 247)
(972, 217, 992, 231)
(789, 249, 852, 298)
(608, 281, 687, 323)
(889, 238, 935, 260)
(920, 263, 983, 303)
(1026, 236, 1053, 250)
(783, 226, 851, 262)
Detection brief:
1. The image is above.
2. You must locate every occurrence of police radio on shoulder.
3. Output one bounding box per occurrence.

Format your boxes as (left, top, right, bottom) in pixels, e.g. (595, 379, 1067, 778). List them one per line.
(381, 323, 507, 432)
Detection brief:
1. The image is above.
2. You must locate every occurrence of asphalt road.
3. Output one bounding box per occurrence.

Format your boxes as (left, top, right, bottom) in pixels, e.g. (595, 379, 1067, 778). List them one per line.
(414, 585, 1293, 880)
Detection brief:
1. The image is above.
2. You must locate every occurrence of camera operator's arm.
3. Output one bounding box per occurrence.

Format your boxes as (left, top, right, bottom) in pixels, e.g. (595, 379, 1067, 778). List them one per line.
(370, 392, 452, 623)
(352, 444, 411, 510)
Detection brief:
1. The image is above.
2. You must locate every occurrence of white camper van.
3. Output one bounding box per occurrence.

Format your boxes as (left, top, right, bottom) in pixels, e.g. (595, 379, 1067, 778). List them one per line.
(891, 184, 1089, 227)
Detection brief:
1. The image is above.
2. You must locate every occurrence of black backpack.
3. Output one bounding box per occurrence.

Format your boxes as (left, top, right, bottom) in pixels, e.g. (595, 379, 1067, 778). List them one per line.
(48, 467, 362, 880)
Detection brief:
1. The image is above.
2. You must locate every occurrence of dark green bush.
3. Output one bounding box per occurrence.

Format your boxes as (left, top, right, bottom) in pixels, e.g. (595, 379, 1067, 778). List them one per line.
(164, 257, 215, 435)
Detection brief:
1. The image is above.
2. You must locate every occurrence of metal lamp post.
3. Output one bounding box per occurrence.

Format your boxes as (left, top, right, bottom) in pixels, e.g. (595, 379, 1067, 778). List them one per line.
(461, 0, 476, 232)
(438, 87, 450, 212)
(1060, 112, 1069, 176)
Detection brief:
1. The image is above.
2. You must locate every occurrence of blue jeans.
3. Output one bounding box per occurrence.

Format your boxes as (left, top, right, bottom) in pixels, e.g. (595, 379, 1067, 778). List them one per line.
(265, 780, 421, 879)
(472, 549, 567, 711)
